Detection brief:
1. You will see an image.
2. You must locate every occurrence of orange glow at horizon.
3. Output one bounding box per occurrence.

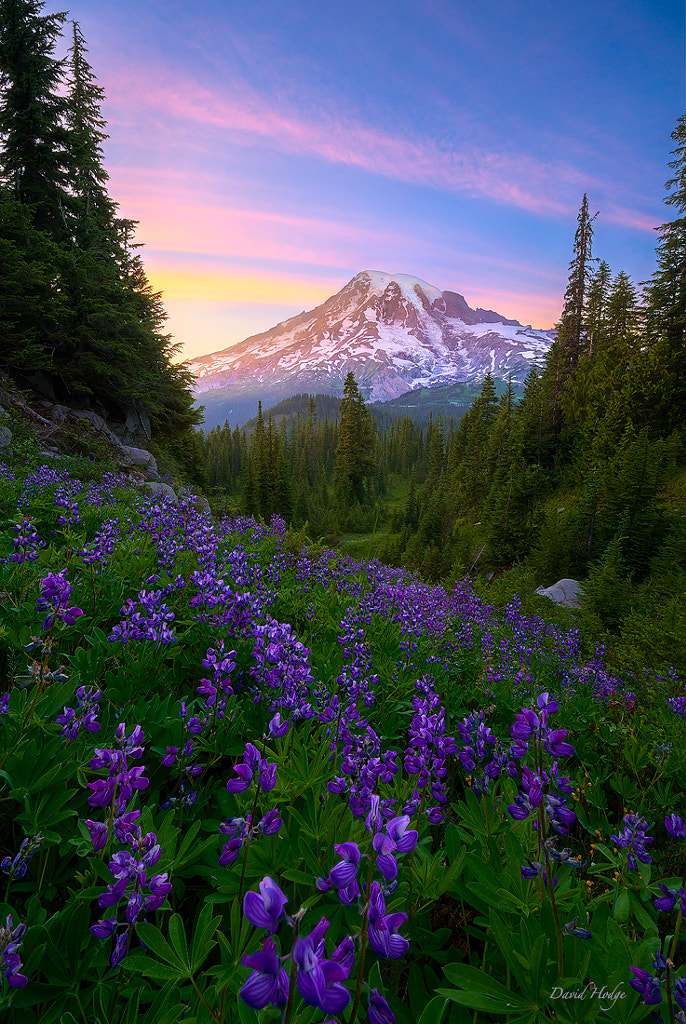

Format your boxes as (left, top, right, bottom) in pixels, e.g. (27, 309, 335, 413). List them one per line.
(144, 266, 342, 307)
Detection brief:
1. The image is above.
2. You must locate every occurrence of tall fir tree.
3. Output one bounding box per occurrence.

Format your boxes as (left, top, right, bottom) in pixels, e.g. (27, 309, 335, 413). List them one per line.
(644, 113, 686, 428)
(584, 259, 612, 359)
(65, 20, 117, 246)
(0, 0, 70, 236)
(333, 372, 376, 507)
(557, 194, 598, 373)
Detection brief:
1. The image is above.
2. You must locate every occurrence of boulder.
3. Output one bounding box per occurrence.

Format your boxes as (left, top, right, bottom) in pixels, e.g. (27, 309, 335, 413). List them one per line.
(190, 494, 211, 515)
(119, 446, 158, 474)
(138, 481, 178, 505)
(535, 578, 582, 609)
(0, 426, 11, 448)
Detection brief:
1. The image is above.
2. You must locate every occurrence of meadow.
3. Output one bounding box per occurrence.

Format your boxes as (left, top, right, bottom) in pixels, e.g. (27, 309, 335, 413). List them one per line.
(1, 446, 685, 1024)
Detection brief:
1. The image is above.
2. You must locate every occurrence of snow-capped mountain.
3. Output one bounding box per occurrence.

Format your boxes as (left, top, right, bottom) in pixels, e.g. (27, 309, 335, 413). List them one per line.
(190, 271, 554, 416)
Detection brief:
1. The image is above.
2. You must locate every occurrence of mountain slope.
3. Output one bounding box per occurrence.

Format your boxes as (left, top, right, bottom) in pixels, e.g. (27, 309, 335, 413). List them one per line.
(190, 271, 554, 426)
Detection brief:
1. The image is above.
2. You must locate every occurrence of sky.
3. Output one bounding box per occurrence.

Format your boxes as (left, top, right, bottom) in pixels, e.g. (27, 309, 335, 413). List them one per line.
(59, 0, 684, 362)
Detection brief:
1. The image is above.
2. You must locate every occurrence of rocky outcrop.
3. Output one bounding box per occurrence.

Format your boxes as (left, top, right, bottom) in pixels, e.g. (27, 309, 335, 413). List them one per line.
(535, 579, 582, 609)
(32, 403, 158, 476)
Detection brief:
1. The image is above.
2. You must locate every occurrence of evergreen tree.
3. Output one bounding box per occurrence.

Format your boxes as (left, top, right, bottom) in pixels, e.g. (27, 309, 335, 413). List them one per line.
(585, 259, 612, 358)
(606, 270, 640, 342)
(333, 372, 376, 506)
(65, 20, 117, 245)
(0, 0, 70, 235)
(644, 113, 686, 427)
(557, 194, 598, 373)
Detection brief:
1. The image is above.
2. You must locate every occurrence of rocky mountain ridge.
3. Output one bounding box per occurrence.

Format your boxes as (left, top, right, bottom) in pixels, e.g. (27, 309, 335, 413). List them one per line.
(190, 271, 554, 426)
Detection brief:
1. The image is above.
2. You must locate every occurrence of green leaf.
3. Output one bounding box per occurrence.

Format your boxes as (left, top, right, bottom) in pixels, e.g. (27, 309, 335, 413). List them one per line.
(442, 963, 529, 1009)
(417, 996, 449, 1024)
(436, 988, 525, 1013)
(135, 922, 185, 970)
(613, 887, 630, 923)
(124, 951, 186, 981)
(190, 903, 219, 971)
(167, 914, 191, 971)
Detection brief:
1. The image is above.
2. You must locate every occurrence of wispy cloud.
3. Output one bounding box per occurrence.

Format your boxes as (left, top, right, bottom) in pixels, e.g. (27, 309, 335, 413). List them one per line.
(601, 202, 661, 234)
(105, 70, 585, 218)
(107, 167, 568, 290)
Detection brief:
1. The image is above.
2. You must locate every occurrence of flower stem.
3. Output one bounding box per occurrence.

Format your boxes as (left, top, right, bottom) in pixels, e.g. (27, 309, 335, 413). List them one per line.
(190, 975, 221, 1022)
(408, 791, 425, 925)
(668, 874, 686, 963)
(348, 855, 374, 1024)
(237, 786, 261, 907)
(541, 827, 563, 976)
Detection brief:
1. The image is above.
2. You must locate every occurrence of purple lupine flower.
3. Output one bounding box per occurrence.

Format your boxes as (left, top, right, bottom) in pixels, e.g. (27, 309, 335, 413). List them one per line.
(510, 707, 539, 742)
(239, 937, 290, 1010)
(1, 832, 44, 880)
(36, 570, 83, 631)
(665, 814, 686, 840)
(147, 873, 173, 911)
(8, 518, 45, 564)
(259, 762, 277, 792)
(675, 977, 686, 1012)
(90, 822, 171, 964)
(0, 916, 28, 988)
(368, 988, 395, 1024)
(243, 877, 288, 933)
(85, 820, 109, 853)
(226, 762, 253, 793)
(90, 916, 117, 940)
(563, 917, 592, 940)
(56, 685, 101, 741)
(226, 743, 278, 795)
(365, 794, 384, 834)
(257, 809, 283, 836)
(372, 816, 418, 882)
(331, 934, 355, 973)
(654, 884, 686, 915)
(268, 712, 289, 738)
(367, 882, 409, 960)
(543, 728, 575, 758)
(611, 813, 653, 871)
(629, 966, 662, 1005)
(293, 920, 352, 1015)
(329, 842, 361, 890)
(218, 814, 251, 860)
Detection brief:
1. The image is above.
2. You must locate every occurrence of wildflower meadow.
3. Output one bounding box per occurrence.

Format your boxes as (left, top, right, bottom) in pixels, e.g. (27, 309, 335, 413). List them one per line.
(1, 450, 685, 1024)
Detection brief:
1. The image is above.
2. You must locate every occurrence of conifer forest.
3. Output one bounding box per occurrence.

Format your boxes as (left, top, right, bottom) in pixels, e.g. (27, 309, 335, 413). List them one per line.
(1, 3, 686, 1024)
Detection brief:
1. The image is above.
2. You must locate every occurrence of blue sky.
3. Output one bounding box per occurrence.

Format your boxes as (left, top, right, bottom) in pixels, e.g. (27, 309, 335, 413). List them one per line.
(61, 0, 684, 359)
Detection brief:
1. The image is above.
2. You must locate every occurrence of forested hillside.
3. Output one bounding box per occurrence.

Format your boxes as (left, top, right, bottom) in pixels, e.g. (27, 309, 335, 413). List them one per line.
(0, 1, 201, 476)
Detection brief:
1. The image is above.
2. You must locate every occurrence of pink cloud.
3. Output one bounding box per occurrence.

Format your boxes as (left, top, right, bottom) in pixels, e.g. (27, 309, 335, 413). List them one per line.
(104, 70, 580, 218)
(601, 202, 661, 234)
(105, 167, 568, 292)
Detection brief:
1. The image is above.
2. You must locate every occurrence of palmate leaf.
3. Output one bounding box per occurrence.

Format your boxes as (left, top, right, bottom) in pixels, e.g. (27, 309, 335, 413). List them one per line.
(133, 922, 187, 974)
(190, 903, 220, 970)
(123, 952, 183, 981)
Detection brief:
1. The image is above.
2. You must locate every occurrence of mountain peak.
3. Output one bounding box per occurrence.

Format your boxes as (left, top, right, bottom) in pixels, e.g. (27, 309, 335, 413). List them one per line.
(351, 270, 444, 304)
(190, 270, 553, 428)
